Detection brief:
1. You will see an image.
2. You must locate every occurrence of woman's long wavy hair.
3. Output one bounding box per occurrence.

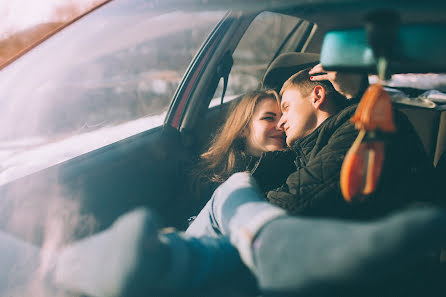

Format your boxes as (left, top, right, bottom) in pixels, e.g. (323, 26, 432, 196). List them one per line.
(198, 89, 280, 184)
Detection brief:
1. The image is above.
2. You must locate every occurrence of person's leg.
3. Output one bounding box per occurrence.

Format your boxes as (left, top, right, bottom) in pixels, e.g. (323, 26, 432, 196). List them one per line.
(249, 207, 446, 296)
(187, 172, 287, 269)
(186, 172, 286, 243)
(185, 194, 221, 237)
(53, 208, 257, 297)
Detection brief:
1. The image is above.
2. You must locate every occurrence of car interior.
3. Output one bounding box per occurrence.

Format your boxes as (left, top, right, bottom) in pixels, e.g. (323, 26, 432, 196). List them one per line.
(191, 12, 446, 197)
(1, 0, 445, 253)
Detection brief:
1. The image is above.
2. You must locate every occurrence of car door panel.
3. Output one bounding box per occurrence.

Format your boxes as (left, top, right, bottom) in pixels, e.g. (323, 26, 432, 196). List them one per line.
(0, 125, 193, 246)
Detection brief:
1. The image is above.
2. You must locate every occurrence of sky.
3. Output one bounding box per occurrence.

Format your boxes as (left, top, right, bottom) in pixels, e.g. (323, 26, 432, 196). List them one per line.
(0, 0, 103, 39)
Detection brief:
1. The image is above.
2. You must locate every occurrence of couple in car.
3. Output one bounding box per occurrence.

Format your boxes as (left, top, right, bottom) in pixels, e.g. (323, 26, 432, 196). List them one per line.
(49, 65, 446, 295)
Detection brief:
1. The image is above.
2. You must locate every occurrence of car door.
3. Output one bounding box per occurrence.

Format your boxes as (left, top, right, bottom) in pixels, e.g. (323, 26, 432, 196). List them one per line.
(0, 0, 227, 245)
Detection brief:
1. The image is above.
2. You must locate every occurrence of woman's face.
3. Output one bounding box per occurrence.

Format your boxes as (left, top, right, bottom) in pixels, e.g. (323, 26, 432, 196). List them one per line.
(244, 97, 285, 156)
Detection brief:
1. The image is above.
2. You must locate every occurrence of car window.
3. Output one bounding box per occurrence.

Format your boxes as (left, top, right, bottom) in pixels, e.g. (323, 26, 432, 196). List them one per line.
(0, 0, 225, 185)
(210, 11, 300, 108)
(370, 73, 446, 92)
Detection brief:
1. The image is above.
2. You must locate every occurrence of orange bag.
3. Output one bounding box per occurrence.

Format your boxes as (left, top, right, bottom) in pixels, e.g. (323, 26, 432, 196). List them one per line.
(340, 84, 394, 202)
(340, 131, 385, 201)
(351, 84, 396, 132)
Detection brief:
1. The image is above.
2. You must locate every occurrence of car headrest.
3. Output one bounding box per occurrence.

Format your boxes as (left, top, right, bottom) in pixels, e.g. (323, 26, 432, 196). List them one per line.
(262, 52, 320, 92)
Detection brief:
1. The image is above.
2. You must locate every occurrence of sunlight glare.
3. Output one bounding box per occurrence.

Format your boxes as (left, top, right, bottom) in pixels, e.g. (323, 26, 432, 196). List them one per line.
(0, 0, 102, 38)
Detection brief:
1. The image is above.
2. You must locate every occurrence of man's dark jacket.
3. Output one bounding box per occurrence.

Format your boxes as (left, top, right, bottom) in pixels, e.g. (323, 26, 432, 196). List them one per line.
(252, 104, 433, 220)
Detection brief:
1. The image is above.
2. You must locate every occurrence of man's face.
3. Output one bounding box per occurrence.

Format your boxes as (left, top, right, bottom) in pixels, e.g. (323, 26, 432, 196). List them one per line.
(278, 88, 318, 146)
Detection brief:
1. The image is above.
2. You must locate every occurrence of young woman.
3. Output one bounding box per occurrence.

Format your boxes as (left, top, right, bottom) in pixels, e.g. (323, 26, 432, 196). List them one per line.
(199, 89, 284, 182)
(193, 89, 296, 208)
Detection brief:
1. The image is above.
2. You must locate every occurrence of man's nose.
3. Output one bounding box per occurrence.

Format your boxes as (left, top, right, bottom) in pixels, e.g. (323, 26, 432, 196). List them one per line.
(277, 115, 285, 131)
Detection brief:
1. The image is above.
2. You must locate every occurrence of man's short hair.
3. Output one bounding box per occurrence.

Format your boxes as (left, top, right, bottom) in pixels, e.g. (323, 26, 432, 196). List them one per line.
(280, 68, 347, 108)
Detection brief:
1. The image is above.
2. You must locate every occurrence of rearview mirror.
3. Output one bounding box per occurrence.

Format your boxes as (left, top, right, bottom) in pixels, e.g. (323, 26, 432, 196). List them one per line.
(320, 24, 446, 74)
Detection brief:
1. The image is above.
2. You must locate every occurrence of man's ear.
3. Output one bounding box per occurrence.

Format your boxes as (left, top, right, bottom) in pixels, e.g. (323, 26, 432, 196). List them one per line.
(312, 85, 326, 109)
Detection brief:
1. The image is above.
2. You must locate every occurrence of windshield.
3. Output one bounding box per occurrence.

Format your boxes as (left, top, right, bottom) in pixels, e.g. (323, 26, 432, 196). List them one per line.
(0, 0, 225, 185)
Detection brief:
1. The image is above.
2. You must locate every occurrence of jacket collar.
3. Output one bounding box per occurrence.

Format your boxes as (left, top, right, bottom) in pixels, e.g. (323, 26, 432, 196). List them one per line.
(290, 115, 331, 155)
(289, 104, 357, 155)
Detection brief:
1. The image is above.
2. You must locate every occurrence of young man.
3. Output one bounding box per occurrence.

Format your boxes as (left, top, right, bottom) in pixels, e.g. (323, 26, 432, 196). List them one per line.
(263, 68, 431, 219)
(51, 69, 443, 297)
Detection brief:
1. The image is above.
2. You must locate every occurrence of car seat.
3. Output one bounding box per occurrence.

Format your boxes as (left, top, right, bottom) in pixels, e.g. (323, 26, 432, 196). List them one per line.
(261, 52, 320, 92)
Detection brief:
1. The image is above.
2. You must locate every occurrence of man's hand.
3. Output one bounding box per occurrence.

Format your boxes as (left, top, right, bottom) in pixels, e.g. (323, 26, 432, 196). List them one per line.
(309, 63, 364, 99)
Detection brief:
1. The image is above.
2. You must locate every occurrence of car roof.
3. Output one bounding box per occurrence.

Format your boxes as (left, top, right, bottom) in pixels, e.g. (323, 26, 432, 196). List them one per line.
(2, 0, 444, 70)
(167, 0, 446, 26)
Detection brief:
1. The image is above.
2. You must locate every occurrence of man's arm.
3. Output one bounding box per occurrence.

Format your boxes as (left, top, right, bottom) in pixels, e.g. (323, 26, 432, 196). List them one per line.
(309, 64, 369, 100)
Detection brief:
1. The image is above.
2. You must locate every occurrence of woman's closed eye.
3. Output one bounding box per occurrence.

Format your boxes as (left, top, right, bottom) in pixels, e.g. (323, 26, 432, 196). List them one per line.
(261, 116, 276, 121)
(261, 112, 278, 121)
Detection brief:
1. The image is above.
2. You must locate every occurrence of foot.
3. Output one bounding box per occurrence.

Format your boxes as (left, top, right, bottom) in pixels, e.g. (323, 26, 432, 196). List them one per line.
(53, 208, 168, 297)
